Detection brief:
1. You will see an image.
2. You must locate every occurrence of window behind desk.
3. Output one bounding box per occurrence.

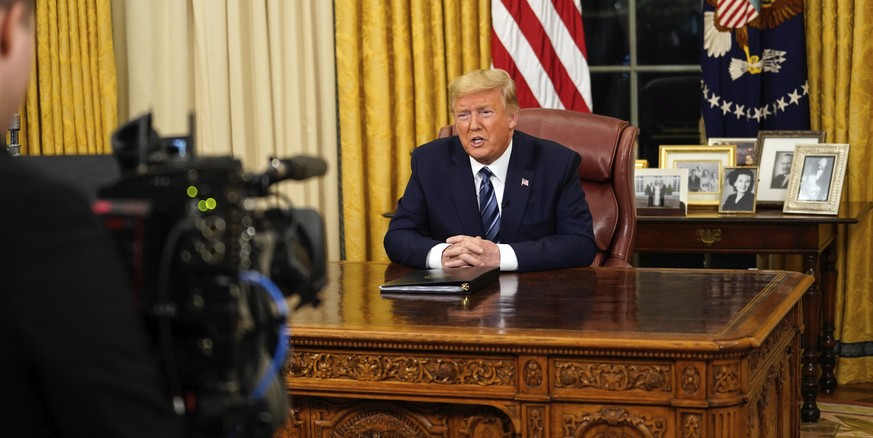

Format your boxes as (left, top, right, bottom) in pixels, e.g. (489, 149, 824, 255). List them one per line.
(583, 1, 755, 269)
(582, 0, 703, 168)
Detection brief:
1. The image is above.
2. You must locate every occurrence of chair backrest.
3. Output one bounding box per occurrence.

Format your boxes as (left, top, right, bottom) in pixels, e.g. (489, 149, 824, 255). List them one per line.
(438, 108, 638, 267)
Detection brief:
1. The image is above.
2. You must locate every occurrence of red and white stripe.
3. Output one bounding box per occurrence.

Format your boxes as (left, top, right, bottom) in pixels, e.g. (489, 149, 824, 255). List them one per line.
(491, 0, 592, 113)
(716, 0, 759, 29)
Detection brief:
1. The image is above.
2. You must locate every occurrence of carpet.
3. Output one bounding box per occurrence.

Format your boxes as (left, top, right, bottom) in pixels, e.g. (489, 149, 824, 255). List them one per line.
(801, 402, 873, 437)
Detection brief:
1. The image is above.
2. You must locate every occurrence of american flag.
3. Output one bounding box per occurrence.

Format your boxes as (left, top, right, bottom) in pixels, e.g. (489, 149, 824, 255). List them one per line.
(491, 0, 592, 113)
(716, 0, 759, 29)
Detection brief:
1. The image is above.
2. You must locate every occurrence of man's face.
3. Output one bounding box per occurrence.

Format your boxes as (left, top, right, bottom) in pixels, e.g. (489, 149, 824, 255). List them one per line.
(779, 155, 793, 174)
(452, 88, 517, 165)
(817, 158, 827, 171)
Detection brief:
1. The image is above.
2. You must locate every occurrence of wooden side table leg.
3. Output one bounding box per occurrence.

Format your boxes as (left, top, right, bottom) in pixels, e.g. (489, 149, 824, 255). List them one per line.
(801, 253, 821, 423)
(819, 243, 838, 394)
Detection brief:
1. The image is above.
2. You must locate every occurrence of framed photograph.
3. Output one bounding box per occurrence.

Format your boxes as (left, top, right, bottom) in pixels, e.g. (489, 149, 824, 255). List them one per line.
(784, 144, 850, 215)
(754, 130, 826, 206)
(718, 167, 758, 214)
(707, 137, 757, 166)
(634, 168, 688, 216)
(659, 145, 736, 206)
(634, 159, 649, 169)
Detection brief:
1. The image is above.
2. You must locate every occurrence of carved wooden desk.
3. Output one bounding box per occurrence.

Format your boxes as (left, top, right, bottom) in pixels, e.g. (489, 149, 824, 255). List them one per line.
(279, 262, 811, 438)
(636, 202, 873, 422)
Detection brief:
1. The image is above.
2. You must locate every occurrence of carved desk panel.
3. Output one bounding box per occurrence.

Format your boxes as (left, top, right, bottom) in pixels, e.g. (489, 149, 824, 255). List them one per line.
(278, 262, 811, 438)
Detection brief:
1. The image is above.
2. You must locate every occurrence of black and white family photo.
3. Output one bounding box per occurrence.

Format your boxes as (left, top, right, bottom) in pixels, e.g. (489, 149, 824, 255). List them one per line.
(675, 161, 719, 193)
(634, 169, 688, 215)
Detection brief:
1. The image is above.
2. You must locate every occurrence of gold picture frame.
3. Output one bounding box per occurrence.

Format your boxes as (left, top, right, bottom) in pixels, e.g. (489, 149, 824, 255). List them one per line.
(783, 144, 850, 215)
(754, 130, 826, 206)
(659, 145, 736, 206)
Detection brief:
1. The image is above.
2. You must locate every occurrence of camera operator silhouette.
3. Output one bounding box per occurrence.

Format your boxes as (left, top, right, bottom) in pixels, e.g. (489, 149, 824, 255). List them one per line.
(0, 1, 184, 436)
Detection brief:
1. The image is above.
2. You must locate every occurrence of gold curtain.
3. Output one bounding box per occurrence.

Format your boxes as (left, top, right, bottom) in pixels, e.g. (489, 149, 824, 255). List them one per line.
(335, 0, 491, 262)
(806, 0, 873, 384)
(20, 0, 117, 155)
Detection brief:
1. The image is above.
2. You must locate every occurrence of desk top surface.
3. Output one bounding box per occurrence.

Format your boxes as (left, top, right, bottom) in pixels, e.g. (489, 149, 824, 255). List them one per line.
(290, 262, 812, 353)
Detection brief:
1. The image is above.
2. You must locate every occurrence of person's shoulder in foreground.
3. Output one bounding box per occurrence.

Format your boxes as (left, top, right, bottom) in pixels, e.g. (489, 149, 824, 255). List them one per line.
(383, 68, 595, 272)
(0, 0, 183, 436)
(0, 153, 185, 437)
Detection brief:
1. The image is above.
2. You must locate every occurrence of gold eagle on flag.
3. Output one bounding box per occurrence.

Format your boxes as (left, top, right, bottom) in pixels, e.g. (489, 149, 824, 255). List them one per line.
(704, 0, 803, 80)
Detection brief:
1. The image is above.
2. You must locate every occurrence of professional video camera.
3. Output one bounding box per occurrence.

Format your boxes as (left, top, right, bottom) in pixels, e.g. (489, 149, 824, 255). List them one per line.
(94, 113, 326, 437)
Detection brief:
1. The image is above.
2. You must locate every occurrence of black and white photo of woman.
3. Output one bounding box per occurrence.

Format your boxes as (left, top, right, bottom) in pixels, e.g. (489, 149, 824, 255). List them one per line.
(720, 168, 756, 212)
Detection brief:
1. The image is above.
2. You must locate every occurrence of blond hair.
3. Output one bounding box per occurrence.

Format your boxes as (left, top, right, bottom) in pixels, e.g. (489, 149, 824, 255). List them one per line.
(448, 69, 519, 114)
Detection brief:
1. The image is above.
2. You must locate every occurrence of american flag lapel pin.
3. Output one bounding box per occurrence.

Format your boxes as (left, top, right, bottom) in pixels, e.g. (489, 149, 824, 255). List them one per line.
(521, 178, 529, 187)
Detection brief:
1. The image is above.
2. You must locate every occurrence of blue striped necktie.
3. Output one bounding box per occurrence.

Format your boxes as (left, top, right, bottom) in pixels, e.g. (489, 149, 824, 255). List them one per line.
(478, 167, 500, 243)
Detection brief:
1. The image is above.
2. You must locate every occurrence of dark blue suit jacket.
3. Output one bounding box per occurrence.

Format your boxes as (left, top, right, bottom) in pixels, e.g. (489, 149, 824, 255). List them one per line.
(384, 130, 596, 272)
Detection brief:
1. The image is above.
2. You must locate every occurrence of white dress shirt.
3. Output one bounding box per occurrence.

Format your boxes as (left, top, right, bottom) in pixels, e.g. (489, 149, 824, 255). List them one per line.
(426, 141, 519, 271)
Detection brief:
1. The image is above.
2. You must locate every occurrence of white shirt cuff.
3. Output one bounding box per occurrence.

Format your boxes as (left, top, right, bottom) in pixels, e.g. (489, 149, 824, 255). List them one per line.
(497, 243, 518, 271)
(426, 243, 451, 269)
(428, 242, 517, 271)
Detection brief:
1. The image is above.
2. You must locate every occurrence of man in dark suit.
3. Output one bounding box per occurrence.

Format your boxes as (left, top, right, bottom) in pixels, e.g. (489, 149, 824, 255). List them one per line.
(771, 152, 793, 188)
(0, 1, 183, 436)
(384, 69, 596, 272)
(688, 168, 701, 192)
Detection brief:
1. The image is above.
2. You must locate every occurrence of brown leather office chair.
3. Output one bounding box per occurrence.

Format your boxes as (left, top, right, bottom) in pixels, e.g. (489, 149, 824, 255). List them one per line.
(438, 108, 638, 267)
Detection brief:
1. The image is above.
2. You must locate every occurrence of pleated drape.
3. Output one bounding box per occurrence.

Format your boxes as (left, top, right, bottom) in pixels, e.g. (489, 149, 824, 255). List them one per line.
(116, 0, 341, 261)
(806, 0, 873, 384)
(188, 0, 341, 260)
(20, 0, 117, 155)
(335, 0, 491, 262)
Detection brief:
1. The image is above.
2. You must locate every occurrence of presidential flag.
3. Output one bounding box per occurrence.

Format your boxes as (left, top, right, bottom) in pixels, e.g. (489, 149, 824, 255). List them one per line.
(701, 0, 809, 137)
(491, 0, 592, 113)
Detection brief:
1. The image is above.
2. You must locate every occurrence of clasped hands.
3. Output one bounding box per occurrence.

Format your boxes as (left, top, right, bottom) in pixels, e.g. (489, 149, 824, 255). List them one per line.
(440, 235, 500, 269)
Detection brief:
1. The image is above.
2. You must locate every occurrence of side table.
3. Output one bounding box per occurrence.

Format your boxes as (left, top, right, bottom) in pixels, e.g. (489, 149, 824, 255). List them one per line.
(636, 202, 873, 423)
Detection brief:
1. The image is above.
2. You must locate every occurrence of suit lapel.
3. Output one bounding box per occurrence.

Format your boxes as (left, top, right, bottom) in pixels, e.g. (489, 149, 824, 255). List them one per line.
(448, 141, 484, 236)
(501, 131, 533, 243)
